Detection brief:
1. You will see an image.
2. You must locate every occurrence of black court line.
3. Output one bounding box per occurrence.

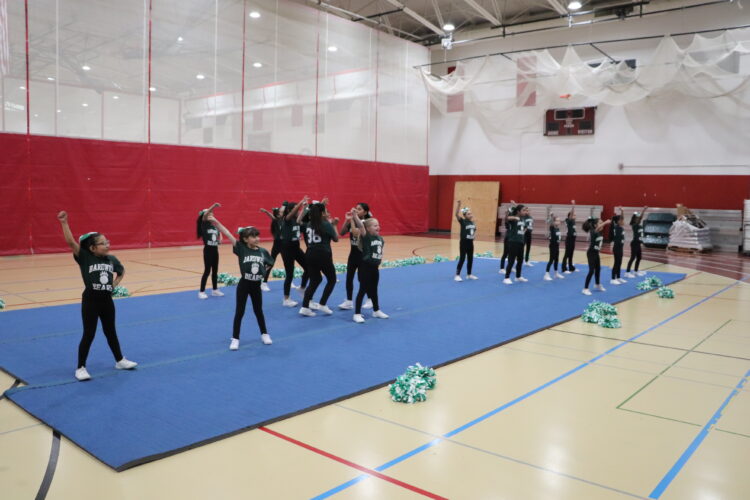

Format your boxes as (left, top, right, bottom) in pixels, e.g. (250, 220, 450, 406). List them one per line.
(35, 430, 61, 500)
(549, 328, 750, 362)
(129, 260, 203, 275)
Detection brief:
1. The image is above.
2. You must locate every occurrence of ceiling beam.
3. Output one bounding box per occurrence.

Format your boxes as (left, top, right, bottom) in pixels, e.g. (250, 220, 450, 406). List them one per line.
(383, 0, 446, 36)
(430, 0, 445, 28)
(490, 0, 503, 24)
(462, 0, 502, 26)
(545, 0, 569, 15)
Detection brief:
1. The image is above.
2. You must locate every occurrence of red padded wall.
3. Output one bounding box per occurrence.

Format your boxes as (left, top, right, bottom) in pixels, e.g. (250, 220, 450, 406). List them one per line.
(1, 133, 429, 255)
(429, 174, 750, 231)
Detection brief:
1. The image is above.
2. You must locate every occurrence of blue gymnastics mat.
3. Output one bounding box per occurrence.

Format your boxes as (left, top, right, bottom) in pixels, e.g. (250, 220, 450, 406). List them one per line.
(1, 259, 684, 470)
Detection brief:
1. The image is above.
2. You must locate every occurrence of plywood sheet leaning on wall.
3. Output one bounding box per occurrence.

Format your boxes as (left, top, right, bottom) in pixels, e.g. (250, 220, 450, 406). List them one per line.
(451, 181, 500, 239)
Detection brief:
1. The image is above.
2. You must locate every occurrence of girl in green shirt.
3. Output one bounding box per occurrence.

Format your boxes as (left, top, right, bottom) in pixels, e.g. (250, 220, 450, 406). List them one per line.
(351, 209, 389, 323)
(581, 216, 611, 295)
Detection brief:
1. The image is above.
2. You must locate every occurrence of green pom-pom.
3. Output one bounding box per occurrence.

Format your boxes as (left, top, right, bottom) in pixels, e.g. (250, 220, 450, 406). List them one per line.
(582, 310, 601, 324)
(600, 316, 622, 329)
(0, 298, 5, 309)
(217, 272, 240, 285)
(474, 251, 493, 258)
(387, 363, 437, 403)
(112, 286, 130, 298)
(381, 257, 426, 268)
(637, 276, 663, 290)
(271, 268, 286, 278)
(334, 263, 348, 274)
(293, 267, 304, 278)
(433, 254, 449, 263)
(582, 301, 620, 328)
(657, 287, 675, 299)
(404, 363, 437, 390)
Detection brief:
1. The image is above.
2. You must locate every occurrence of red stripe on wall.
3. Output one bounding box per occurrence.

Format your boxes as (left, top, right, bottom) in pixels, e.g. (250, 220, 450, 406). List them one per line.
(1, 133, 428, 256)
(429, 174, 750, 231)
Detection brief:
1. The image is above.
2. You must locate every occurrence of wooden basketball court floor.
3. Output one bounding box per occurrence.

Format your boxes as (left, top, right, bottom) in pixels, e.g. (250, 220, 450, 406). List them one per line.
(1, 235, 748, 499)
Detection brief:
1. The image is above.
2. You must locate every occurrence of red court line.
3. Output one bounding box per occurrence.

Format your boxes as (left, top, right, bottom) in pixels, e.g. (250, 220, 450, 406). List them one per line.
(259, 427, 448, 500)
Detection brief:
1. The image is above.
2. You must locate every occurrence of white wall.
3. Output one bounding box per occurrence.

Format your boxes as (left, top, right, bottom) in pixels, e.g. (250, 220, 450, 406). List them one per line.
(428, 1, 750, 176)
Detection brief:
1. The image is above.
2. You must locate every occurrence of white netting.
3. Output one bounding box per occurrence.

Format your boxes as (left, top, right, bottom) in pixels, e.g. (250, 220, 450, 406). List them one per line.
(420, 28, 750, 135)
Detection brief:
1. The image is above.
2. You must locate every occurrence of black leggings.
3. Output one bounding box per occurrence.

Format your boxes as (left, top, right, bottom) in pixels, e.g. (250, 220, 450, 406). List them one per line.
(627, 241, 642, 272)
(500, 236, 510, 269)
(233, 279, 266, 338)
(356, 262, 380, 314)
(345, 246, 363, 301)
(505, 241, 524, 279)
(524, 231, 532, 262)
(585, 250, 601, 288)
(612, 245, 624, 280)
(200, 245, 219, 291)
(456, 239, 474, 275)
(78, 290, 124, 368)
(546, 244, 559, 272)
(561, 237, 576, 272)
(303, 249, 336, 308)
(263, 240, 282, 283)
(281, 242, 308, 296)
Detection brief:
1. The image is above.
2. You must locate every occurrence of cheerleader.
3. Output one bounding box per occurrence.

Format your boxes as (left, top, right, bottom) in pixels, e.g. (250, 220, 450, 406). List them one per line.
(610, 206, 626, 285)
(280, 197, 310, 307)
(57, 211, 137, 381)
(522, 209, 534, 266)
(561, 200, 577, 273)
(299, 202, 340, 317)
(454, 200, 478, 281)
(582, 216, 611, 295)
(499, 209, 511, 273)
(503, 202, 529, 284)
(338, 203, 373, 310)
(351, 209, 388, 323)
(543, 213, 564, 280)
(208, 215, 274, 349)
(625, 206, 649, 278)
(259, 206, 284, 292)
(196, 202, 224, 299)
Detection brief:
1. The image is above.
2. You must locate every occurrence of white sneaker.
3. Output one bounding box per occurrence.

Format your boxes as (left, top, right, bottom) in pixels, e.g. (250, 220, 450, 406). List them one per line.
(467, 275, 478, 280)
(230, 338, 239, 350)
(260, 283, 271, 292)
(563, 270, 573, 274)
(260, 333, 272, 345)
(75, 367, 91, 381)
(499, 268, 505, 273)
(211, 289, 224, 297)
(309, 301, 321, 310)
(299, 307, 316, 317)
(318, 305, 333, 315)
(503, 278, 513, 285)
(574, 269, 581, 272)
(198, 291, 208, 300)
(544, 273, 553, 281)
(454, 275, 463, 282)
(637, 271, 647, 276)
(115, 358, 138, 370)
(610, 279, 621, 285)
(363, 299, 373, 310)
(625, 272, 636, 278)
(555, 272, 565, 279)
(595, 284, 606, 292)
(582, 288, 592, 295)
(353, 314, 365, 323)
(282, 298, 298, 307)
(338, 300, 353, 310)
(291, 284, 300, 290)
(526, 261, 534, 267)
(373, 310, 389, 319)
(618, 278, 627, 283)
(517, 277, 528, 282)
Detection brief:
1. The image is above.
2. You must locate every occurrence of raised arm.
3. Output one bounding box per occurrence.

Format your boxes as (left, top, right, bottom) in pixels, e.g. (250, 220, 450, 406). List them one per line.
(202, 202, 221, 221)
(259, 208, 277, 222)
(455, 200, 462, 223)
(570, 199, 576, 217)
(57, 211, 80, 256)
(351, 208, 366, 233)
(296, 202, 307, 224)
(596, 219, 612, 232)
(640, 206, 649, 220)
(329, 215, 340, 243)
(207, 215, 236, 246)
(340, 211, 353, 236)
(285, 195, 309, 221)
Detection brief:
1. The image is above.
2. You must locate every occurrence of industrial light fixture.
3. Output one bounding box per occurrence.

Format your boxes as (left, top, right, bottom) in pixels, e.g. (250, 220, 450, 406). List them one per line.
(149, 87, 156, 92)
(568, 1, 582, 9)
(82, 65, 91, 71)
(249, 11, 260, 18)
(253, 62, 262, 68)
(196, 74, 205, 80)
(327, 46, 338, 52)
(443, 23, 455, 31)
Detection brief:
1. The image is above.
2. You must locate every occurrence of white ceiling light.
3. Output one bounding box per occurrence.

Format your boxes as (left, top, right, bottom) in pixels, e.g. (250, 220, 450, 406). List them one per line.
(82, 65, 91, 71)
(149, 87, 156, 92)
(568, 1, 582, 9)
(56, 109, 61, 113)
(19, 85, 26, 90)
(112, 95, 120, 100)
(443, 23, 455, 31)
(196, 74, 205, 80)
(327, 46, 338, 52)
(82, 103, 89, 107)
(249, 11, 260, 18)
(253, 62, 262, 68)
(47, 76, 55, 81)
(177, 36, 184, 42)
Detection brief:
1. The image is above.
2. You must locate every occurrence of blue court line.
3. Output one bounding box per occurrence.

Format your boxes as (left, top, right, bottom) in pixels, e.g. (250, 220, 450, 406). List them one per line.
(648, 367, 750, 499)
(311, 278, 743, 500)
